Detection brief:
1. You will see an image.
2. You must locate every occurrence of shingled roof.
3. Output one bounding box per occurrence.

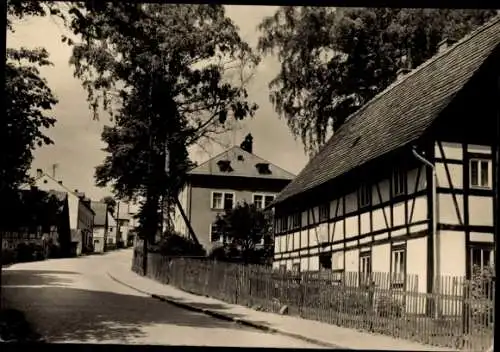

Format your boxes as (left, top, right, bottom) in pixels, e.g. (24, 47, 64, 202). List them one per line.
(90, 201, 108, 227)
(274, 16, 500, 206)
(188, 146, 295, 181)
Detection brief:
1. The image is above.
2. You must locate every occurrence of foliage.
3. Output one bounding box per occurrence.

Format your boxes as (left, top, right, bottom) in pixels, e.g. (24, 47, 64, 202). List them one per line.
(465, 265, 495, 327)
(2, 188, 63, 232)
(100, 196, 116, 214)
(2, 2, 59, 198)
(62, 4, 260, 240)
(215, 201, 273, 263)
(257, 8, 497, 154)
(150, 231, 206, 257)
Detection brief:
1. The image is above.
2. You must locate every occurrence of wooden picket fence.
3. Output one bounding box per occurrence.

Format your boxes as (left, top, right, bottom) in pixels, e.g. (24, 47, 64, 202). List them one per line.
(132, 250, 494, 351)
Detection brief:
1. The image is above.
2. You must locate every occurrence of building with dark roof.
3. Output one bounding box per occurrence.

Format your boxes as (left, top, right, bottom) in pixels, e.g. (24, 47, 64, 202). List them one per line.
(31, 170, 95, 255)
(173, 145, 295, 251)
(270, 16, 500, 309)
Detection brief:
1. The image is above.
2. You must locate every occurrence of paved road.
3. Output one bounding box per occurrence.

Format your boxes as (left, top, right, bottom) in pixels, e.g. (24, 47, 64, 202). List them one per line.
(1, 250, 323, 348)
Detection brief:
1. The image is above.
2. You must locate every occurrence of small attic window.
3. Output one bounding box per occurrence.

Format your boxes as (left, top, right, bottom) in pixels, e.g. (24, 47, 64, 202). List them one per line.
(237, 155, 244, 161)
(217, 160, 233, 172)
(256, 163, 271, 175)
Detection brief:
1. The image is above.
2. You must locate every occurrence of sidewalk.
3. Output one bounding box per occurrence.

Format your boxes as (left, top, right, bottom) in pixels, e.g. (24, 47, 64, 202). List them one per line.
(107, 267, 455, 351)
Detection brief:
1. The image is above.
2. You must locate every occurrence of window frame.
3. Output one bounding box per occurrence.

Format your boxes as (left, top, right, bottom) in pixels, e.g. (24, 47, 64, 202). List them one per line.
(359, 251, 372, 286)
(359, 183, 372, 208)
(211, 191, 236, 210)
(391, 246, 406, 289)
(469, 158, 492, 189)
(252, 193, 275, 209)
(392, 168, 406, 197)
(468, 244, 494, 278)
(209, 223, 224, 243)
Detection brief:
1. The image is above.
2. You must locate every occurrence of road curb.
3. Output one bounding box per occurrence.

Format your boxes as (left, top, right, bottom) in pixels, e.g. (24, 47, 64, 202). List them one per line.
(107, 272, 340, 349)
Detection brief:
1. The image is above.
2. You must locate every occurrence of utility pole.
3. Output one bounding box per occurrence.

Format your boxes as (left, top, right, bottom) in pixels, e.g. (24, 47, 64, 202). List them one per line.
(51, 163, 58, 178)
(115, 201, 121, 247)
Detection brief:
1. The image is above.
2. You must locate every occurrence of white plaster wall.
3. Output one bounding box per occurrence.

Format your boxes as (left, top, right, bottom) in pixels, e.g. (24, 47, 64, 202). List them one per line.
(360, 212, 370, 234)
(470, 232, 494, 243)
(345, 249, 359, 273)
(372, 243, 390, 274)
(309, 229, 318, 248)
(332, 251, 344, 270)
(410, 196, 428, 223)
(331, 219, 344, 242)
(377, 179, 391, 203)
(407, 237, 428, 293)
(436, 163, 463, 189)
(436, 142, 463, 160)
(469, 196, 493, 226)
(372, 208, 388, 231)
(300, 257, 309, 271)
(345, 216, 358, 238)
(300, 229, 308, 248)
(438, 194, 464, 225)
(317, 223, 328, 242)
(330, 198, 343, 218)
(467, 144, 491, 154)
(287, 234, 293, 252)
(393, 202, 405, 227)
(438, 230, 466, 279)
(293, 231, 300, 250)
(309, 255, 319, 271)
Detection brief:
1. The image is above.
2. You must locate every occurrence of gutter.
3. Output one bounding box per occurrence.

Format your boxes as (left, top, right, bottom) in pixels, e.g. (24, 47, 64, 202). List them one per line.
(412, 146, 440, 318)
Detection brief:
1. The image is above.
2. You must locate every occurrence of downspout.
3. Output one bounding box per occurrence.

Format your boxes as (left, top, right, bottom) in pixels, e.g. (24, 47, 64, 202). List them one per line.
(412, 146, 440, 318)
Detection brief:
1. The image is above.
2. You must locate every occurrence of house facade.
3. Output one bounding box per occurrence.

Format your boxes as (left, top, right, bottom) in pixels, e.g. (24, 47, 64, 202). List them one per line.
(33, 169, 95, 255)
(173, 145, 295, 251)
(90, 201, 109, 253)
(271, 18, 499, 303)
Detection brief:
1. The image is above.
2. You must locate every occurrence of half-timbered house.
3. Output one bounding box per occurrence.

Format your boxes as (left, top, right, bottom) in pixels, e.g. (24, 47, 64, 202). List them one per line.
(271, 18, 500, 298)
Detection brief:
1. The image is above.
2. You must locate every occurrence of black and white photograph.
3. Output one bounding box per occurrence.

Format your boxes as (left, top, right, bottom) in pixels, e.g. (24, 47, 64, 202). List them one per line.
(0, 3, 497, 352)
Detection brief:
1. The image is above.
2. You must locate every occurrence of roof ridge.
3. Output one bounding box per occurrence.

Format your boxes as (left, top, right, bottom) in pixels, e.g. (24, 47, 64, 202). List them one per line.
(234, 146, 296, 178)
(340, 14, 500, 129)
(36, 171, 81, 197)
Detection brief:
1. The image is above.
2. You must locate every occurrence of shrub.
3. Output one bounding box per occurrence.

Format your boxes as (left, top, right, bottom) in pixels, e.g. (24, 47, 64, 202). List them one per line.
(153, 231, 206, 257)
(375, 293, 404, 318)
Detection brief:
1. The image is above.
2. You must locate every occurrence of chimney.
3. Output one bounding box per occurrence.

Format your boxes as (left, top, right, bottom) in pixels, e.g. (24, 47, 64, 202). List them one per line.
(240, 133, 253, 154)
(36, 169, 43, 178)
(438, 37, 457, 54)
(396, 54, 411, 80)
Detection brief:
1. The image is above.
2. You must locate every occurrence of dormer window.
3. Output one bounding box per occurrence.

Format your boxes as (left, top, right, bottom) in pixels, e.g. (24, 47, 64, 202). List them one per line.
(217, 160, 233, 172)
(237, 155, 244, 161)
(256, 163, 271, 175)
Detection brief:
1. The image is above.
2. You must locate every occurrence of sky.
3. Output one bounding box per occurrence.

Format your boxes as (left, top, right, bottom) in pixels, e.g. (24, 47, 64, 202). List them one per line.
(7, 5, 309, 201)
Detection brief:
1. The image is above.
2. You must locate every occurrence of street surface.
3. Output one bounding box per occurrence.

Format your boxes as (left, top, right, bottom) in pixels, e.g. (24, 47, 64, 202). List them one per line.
(1, 250, 323, 348)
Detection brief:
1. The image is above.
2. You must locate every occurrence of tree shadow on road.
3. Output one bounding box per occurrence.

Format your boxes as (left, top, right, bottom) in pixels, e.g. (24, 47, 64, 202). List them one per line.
(1, 270, 268, 344)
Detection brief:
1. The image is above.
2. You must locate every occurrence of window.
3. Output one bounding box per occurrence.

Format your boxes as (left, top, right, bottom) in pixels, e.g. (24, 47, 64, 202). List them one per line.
(290, 213, 301, 229)
(264, 195, 275, 208)
(360, 252, 372, 285)
(253, 194, 263, 209)
(470, 159, 492, 189)
(469, 246, 493, 277)
(279, 216, 288, 233)
(359, 183, 371, 208)
(319, 204, 330, 222)
(319, 253, 332, 270)
(253, 194, 275, 209)
(391, 247, 406, 288)
(211, 192, 235, 210)
(392, 168, 406, 196)
(210, 223, 224, 243)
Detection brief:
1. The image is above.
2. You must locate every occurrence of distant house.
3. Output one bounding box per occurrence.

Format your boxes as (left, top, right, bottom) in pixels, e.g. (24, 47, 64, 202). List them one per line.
(173, 145, 295, 251)
(90, 201, 109, 253)
(114, 202, 131, 246)
(106, 211, 118, 248)
(270, 17, 499, 306)
(32, 169, 95, 255)
(1, 188, 71, 259)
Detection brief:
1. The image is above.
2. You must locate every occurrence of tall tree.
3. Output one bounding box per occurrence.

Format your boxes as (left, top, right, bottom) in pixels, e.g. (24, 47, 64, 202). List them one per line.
(100, 196, 116, 215)
(1, 1, 60, 216)
(258, 8, 497, 155)
(63, 4, 259, 246)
